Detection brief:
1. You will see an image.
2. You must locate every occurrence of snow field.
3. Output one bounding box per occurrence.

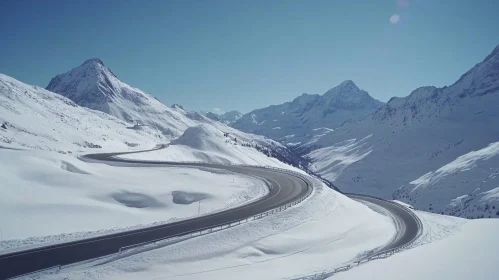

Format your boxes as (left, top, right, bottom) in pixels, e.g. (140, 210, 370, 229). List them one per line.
(330, 211, 499, 280)
(119, 124, 296, 169)
(43, 180, 396, 280)
(1, 71, 294, 170)
(0, 148, 268, 253)
(0, 74, 159, 152)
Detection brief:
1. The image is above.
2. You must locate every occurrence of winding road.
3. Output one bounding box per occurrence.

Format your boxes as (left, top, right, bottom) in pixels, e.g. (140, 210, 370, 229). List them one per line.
(0, 146, 421, 279)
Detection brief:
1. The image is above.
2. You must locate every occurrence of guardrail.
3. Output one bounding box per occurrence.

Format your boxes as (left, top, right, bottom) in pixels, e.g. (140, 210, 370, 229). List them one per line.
(14, 155, 423, 280)
(289, 197, 424, 280)
(116, 181, 313, 257)
(7, 162, 320, 280)
(113, 163, 316, 255)
(8, 157, 422, 280)
(86, 156, 426, 280)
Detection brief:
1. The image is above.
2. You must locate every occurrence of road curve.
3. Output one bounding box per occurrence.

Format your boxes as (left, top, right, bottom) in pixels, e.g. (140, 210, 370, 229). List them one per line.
(0, 145, 311, 279)
(0, 146, 421, 279)
(347, 194, 421, 255)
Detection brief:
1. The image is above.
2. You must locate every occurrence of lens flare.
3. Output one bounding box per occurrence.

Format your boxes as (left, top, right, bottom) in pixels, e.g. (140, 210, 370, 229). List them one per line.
(389, 14, 400, 24)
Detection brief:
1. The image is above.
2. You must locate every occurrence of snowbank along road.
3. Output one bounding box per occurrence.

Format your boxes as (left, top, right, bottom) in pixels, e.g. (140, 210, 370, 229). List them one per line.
(0, 145, 421, 279)
(347, 194, 421, 252)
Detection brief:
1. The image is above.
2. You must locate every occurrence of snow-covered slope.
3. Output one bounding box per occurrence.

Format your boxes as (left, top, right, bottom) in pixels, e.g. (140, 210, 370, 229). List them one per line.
(121, 124, 304, 168)
(44, 59, 302, 166)
(204, 110, 242, 125)
(394, 142, 499, 218)
(0, 148, 268, 253)
(333, 212, 499, 280)
(39, 178, 396, 280)
(219, 110, 243, 124)
(306, 44, 499, 218)
(232, 81, 383, 145)
(205, 112, 222, 122)
(0, 74, 158, 151)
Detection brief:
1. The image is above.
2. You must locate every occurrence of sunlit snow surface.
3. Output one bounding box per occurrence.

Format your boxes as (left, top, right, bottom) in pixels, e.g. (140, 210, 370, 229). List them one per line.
(0, 148, 268, 253)
(40, 181, 396, 280)
(119, 124, 294, 168)
(332, 211, 499, 280)
(0, 71, 291, 165)
(0, 74, 158, 152)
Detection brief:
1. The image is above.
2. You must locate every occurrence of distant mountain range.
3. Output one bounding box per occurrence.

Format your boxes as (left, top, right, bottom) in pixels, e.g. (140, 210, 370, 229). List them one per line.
(3, 43, 499, 220)
(231, 80, 383, 145)
(204, 110, 243, 125)
(0, 59, 303, 167)
(304, 44, 499, 219)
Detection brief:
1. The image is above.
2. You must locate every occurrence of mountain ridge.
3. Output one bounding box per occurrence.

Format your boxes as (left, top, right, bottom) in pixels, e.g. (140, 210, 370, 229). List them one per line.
(46, 58, 207, 138)
(204, 110, 243, 124)
(304, 43, 499, 219)
(232, 80, 383, 145)
(41, 59, 305, 167)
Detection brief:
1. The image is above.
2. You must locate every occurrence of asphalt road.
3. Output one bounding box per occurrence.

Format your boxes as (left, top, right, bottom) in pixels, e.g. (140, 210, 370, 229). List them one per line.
(0, 145, 421, 279)
(0, 145, 311, 279)
(347, 194, 421, 254)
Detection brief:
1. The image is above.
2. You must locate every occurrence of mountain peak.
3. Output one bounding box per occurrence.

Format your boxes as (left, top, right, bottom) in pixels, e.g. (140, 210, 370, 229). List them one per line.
(232, 80, 383, 144)
(339, 80, 357, 88)
(46, 58, 151, 111)
(324, 80, 361, 97)
(448, 43, 499, 98)
(204, 110, 242, 124)
(77, 58, 118, 78)
(318, 80, 384, 113)
(82, 58, 105, 66)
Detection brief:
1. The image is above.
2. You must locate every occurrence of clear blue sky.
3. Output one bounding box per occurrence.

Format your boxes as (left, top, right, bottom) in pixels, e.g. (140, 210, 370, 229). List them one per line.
(1, 0, 498, 113)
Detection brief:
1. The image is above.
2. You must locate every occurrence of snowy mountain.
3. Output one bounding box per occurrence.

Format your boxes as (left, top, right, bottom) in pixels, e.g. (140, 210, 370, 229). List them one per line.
(231, 81, 383, 145)
(46, 58, 210, 139)
(120, 123, 304, 168)
(1, 70, 304, 168)
(0, 71, 307, 256)
(43, 59, 305, 166)
(305, 44, 499, 218)
(219, 110, 243, 124)
(204, 110, 242, 125)
(205, 112, 222, 122)
(0, 74, 159, 152)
